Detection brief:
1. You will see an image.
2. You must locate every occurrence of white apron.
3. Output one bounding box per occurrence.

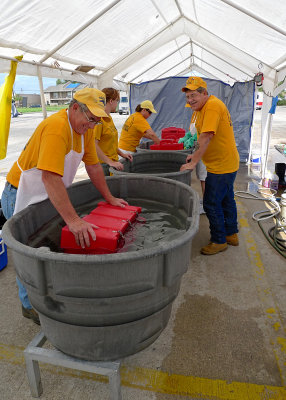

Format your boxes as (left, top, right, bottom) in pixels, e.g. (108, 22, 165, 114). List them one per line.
(14, 110, 84, 215)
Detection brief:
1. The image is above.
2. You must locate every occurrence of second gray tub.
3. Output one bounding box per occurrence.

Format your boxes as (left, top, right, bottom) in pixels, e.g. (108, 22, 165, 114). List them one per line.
(110, 151, 191, 185)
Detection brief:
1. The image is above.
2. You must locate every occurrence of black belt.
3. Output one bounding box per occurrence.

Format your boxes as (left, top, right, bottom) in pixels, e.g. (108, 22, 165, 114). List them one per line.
(6, 182, 17, 190)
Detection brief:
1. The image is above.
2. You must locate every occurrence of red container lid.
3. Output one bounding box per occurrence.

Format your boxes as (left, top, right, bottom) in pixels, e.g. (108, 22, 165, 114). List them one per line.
(97, 201, 142, 215)
(91, 205, 138, 223)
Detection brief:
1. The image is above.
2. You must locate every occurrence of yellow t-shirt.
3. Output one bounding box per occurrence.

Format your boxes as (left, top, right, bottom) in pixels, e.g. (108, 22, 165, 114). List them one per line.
(7, 109, 99, 187)
(195, 96, 239, 174)
(94, 116, 119, 162)
(118, 112, 151, 152)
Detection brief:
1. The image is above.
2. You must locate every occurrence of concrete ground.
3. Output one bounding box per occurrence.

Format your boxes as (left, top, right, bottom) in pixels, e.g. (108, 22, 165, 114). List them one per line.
(0, 109, 286, 399)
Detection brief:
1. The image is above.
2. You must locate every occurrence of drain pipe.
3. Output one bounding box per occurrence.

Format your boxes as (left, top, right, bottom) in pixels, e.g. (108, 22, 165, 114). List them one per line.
(37, 66, 47, 119)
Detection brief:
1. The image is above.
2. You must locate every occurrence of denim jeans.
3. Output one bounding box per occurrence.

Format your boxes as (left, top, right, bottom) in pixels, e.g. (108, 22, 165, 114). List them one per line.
(1, 182, 32, 309)
(203, 171, 238, 244)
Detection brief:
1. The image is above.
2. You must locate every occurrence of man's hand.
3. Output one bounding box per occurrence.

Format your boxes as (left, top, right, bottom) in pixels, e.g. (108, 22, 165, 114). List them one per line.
(108, 197, 128, 208)
(124, 153, 133, 162)
(68, 217, 98, 248)
(180, 163, 194, 172)
(186, 154, 193, 163)
(110, 160, 124, 171)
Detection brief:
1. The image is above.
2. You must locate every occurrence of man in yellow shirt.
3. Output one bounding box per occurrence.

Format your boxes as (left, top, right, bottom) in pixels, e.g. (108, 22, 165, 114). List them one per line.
(180, 77, 240, 255)
(118, 100, 160, 154)
(1, 88, 127, 324)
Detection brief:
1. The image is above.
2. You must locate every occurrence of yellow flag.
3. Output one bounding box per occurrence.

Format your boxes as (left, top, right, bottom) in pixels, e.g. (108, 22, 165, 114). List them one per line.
(0, 55, 23, 160)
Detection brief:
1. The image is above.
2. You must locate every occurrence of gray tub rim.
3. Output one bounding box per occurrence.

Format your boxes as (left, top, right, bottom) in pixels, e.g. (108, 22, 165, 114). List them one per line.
(110, 151, 191, 179)
(2, 175, 199, 264)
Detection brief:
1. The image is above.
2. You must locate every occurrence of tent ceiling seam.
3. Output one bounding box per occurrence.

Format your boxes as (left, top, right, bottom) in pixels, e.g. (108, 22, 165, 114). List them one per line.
(192, 40, 253, 78)
(184, 16, 273, 70)
(154, 55, 189, 79)
(195, 55, 238, 82)
(104, 16, 182, 73)
(39, 0, 121, 63)
(220, 0, 286, 37)
(130, 40, 190, 82)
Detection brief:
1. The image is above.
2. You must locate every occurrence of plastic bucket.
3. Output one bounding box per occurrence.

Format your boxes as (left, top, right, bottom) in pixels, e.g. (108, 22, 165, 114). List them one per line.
(0, 235, 8, 271)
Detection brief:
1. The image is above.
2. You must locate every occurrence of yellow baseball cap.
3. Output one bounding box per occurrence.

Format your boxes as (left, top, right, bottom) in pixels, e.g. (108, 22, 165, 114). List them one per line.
(140, 100, 157, 113)
(74, 88, 110, 121)
(182, 76, 207, 92)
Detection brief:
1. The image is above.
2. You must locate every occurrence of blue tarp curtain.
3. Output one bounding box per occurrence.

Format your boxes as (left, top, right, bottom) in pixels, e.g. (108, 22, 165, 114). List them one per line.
(129, 77, 255, 162)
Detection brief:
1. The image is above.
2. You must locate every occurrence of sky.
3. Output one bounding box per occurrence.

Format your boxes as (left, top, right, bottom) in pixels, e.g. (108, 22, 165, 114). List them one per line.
(0, 73, 57, 94)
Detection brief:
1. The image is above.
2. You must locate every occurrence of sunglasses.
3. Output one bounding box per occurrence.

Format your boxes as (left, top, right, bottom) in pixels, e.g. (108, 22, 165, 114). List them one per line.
(82, 109, 102, 125)
(146, 109, 152, 114)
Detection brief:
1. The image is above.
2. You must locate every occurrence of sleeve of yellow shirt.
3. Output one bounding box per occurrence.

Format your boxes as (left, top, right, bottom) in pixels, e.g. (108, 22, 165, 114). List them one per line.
(94, 123, 103, 140)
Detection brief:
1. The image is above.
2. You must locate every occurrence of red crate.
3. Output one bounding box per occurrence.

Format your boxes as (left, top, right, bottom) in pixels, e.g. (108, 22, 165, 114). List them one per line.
(150, 143, 184, 150)
(83, 214, 129, 234)
(61, 225, 122, 254)
(161, 127, 185, 139)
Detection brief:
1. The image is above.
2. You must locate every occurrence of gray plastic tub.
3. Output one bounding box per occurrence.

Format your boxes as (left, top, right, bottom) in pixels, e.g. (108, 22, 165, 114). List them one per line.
(2, 175, 199, 361)
(111, 151, 192, 185)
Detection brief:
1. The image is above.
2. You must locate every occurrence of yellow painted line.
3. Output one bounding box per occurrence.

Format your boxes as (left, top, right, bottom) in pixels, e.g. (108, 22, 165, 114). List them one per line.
(236, 200, 286, 386)
(1, 342, 286, 399)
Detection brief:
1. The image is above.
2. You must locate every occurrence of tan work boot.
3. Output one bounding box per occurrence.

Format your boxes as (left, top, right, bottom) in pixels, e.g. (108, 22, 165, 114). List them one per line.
(226, 233, 239, 246)
(200, 242, 227, 255)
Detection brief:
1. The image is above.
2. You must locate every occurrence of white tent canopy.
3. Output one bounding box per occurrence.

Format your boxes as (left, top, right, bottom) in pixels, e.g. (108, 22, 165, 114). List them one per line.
(0, 0, 285, 175)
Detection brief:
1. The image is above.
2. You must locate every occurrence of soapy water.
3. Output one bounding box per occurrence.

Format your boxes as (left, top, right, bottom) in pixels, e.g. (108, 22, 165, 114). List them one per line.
(28, 199, 188, 253)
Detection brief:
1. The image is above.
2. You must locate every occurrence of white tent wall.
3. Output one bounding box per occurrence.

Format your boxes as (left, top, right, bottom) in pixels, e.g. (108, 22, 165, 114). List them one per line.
(0, 0, 285, 175)
(129, 77, 255, 162)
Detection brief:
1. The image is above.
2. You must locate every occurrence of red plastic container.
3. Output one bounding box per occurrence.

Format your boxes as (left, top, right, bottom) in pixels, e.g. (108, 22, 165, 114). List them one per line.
(150, 143, 184, 150)
(97, 202, 142, 215)
(161, 127, 185, 139)
(160, 134, 178, 142)
(83, 214, 129, 234)
(159, 139, 175, 144)
(60, 225, 122, 254)
(91, 205, 139, 223)
(61, 203, 142, 254)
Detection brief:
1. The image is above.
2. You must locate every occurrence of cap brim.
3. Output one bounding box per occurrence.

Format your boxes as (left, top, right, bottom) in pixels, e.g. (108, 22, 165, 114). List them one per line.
(182, 84, 200, 92)
(87, 105, 110, 121)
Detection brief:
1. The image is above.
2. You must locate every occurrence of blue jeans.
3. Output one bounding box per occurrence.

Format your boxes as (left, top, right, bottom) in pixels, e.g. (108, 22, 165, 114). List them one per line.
(203, 171, 238, 244)
(1, 182, 32, 309)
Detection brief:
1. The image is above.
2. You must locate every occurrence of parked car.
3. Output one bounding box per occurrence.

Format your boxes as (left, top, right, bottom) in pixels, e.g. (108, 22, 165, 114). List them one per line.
(118, 92, 129, 115)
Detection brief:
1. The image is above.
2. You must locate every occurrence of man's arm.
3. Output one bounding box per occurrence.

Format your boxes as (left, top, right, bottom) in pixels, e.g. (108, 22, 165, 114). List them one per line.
(143, 128, 160, 144)
(95, 140, 124, 170)
(180, 131, 214, 171)
(42, 170, 97, 249)
(85, 163, 128, 206)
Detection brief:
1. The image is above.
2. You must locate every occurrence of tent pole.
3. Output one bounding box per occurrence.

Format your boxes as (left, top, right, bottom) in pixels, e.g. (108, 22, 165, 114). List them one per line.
(37, 66, 47, 119)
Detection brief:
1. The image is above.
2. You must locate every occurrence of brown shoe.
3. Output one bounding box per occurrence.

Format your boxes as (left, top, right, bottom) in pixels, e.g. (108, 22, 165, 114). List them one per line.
(200, 242, 227, 255)
(22, 306, 40, 325)
(226, 233, 239, 246)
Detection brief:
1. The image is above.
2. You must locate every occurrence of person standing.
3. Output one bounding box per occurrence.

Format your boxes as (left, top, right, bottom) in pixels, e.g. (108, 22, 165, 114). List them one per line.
(94, 88, 133, 176)
(180, 77, 239, 255)
(118, 100, 160, 156)
(1, 88, 127, 324)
